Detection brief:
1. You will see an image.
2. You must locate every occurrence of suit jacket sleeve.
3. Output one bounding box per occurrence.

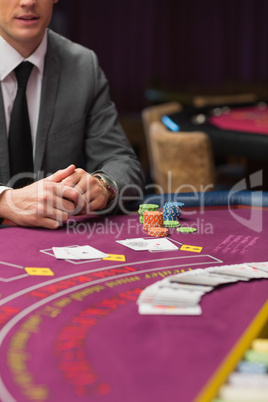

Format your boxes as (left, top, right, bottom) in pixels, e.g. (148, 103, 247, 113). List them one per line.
(38, 30, 145, 204)
(83, 53, 145, 198)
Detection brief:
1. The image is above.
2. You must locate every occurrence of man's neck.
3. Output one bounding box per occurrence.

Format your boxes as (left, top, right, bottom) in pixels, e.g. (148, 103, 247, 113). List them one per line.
(1, 34, 45, 59)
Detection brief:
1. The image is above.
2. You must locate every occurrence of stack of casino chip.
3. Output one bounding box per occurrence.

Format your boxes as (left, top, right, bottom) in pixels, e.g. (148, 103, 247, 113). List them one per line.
(215, 336, 268, 401)
(163, 220, 181, 228)
(138, 204, 159, 223)
(163, 202, 184, 222)
(148, 227, 169, 237)
(143, 211, 164, 231)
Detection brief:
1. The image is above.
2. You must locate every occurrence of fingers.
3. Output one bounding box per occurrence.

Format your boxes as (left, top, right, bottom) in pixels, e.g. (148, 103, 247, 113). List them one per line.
(24, 210, 70, 230)
(54, 182, 86, 215)
(0, 166, 112, 229)
(79, 176, 110, 214)
(0, 180, 85, 229)
(52, 168, 110, 212)
(36, 181, 84, 216)
(46, 164, 76, 183)
(61, 168, 86, 192)
(28, 183, 77, 227)
(37, 218, 61, 230)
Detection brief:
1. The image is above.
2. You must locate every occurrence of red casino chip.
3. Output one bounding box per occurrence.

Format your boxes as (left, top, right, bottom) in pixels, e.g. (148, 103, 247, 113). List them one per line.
(143, 211, 164, 228)
(148, 227, 169, 237)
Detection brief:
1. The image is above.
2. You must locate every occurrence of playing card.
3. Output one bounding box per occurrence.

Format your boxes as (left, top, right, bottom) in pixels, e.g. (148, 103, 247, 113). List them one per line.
(116, 238, 150, 251)
(137, 280, 205, 307)
(151, 287, 203, 307)
(165, 277, 214, 293)
(148, 238, 179, 252)
(248, 262, 268, 274)
(137, 261, 268, 316)
(207, 266, 250, 281)
(138, 303, 202, 315)
(170, 269, 235, 286)
(69, 245, 109, 260)
(52, 247, 81, 260)
(210, 264, 268, 279)
(137, 282, 163, 305)
(117, 237, 178, 252)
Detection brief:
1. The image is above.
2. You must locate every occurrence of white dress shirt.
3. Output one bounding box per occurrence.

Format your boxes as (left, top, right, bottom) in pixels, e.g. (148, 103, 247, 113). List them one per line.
(0, 32, 47, 193)
(0, 31, 47, 157)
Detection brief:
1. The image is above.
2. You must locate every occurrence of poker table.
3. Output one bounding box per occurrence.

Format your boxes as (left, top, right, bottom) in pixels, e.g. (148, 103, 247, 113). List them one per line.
(0, 190, 267, 402)
(162, 101, 268, 160)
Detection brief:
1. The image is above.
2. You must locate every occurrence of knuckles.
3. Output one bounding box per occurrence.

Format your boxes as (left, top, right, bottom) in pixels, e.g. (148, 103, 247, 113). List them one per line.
(6, 168, 111, 226)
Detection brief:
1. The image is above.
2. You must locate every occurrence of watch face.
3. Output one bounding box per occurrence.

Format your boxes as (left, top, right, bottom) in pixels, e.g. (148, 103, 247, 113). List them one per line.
(94, 173, 118, 195)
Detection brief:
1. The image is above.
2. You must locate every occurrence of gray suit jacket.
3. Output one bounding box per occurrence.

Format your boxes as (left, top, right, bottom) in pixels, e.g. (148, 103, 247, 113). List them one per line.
(0, 29, 144, 196)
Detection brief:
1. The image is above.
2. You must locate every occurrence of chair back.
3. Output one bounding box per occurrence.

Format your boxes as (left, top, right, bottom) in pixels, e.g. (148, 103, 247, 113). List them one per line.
(142, 102, 182, 181)
(148, 121, 215, 193)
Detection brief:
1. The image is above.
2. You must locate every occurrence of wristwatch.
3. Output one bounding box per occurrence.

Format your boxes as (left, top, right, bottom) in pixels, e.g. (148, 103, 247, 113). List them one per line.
(92, 171, 119, 204)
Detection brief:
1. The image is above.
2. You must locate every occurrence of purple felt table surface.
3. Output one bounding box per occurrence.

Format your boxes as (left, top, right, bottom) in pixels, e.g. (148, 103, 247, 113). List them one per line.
(0, 206, 267, 402)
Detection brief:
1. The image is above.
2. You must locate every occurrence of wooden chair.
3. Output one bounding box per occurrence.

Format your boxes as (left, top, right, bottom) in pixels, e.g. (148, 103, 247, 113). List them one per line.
(147, 120, 215, 193)
(142, 102, 182, 181)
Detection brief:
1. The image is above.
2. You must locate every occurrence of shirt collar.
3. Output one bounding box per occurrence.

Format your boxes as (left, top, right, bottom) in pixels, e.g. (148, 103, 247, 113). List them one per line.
(0, 30, 47, 81)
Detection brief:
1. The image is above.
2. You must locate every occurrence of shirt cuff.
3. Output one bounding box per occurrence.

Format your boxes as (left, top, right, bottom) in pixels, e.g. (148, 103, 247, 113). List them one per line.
(0, 186, 11, 195)
(0, 186, 11, 225)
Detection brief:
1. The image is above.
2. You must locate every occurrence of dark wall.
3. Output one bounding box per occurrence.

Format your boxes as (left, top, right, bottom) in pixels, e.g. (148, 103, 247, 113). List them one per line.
(51, 0, 268, 113)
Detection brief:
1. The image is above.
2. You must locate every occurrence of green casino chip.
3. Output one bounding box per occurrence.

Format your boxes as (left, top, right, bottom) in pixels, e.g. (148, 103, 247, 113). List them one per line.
(177, 227, 197, 233)
(163, 221, 181, 228)
(138, 204, 159, 215)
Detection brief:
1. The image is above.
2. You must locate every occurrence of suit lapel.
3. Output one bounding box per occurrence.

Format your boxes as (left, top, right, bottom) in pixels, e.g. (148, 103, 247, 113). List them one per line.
(0, 88, 10, 184)
(34, 34, 60, 174)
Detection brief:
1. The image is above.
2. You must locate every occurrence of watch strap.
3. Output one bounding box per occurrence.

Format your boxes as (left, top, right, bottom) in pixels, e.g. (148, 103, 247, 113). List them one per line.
(92, 172, 118, 204)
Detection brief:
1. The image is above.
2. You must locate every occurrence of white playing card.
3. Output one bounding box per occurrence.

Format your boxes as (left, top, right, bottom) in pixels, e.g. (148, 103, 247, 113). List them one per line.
(137, 282, 163, 304)
(206, 266, 250, 281)
(166, 277, 214, 293)
(151, 287, 203, 307)
(138, 304, 202, 315)
(210, 264, 268, 279)
(148, 238, 178, 251)
(169, 269, 233, 286)
(137, 261, 268, 316)
(117, 237, 178, 251)
(248, 262, 268, 274)
(69, 245, 109, 260)
(52, 247, 81, 260)
(116, 238, 150, 251)
(137, 280, 205, 308)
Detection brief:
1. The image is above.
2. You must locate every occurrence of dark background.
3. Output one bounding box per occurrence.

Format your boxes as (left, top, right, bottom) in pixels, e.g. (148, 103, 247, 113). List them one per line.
(49, 0, 268, 181)
(51, 0, 268, 114)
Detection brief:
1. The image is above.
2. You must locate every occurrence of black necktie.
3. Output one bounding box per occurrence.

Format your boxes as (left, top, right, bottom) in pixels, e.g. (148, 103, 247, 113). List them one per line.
(8, 61, 34, 188)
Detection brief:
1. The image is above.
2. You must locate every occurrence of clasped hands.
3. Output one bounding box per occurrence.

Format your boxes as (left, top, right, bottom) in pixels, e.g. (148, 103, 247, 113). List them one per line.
(0, 165, 111, 229)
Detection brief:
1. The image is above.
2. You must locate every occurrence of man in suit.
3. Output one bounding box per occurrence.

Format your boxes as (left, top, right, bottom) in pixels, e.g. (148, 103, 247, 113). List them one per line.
(0, 0, 144, 229)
